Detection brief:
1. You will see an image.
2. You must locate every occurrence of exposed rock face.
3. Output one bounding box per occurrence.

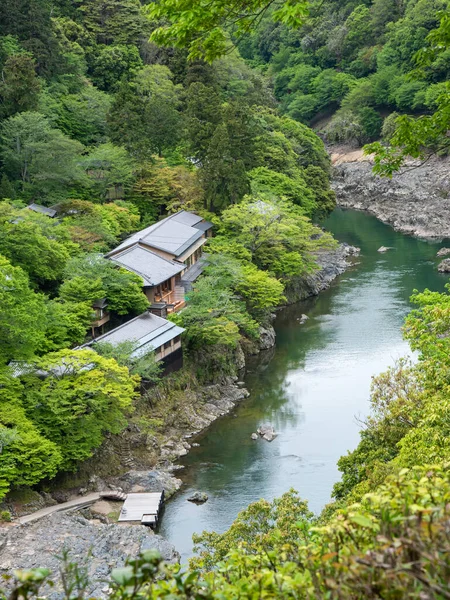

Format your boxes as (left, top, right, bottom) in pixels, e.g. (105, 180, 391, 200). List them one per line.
(285, 243, 360, 303)
(112, 470, 182, 498)
(0, 513, 179, 599)
(331, 150, 450, 239)
(258, 325, 276, 350)
(437, 247, 450, 257)
(438, 258, 450, 272)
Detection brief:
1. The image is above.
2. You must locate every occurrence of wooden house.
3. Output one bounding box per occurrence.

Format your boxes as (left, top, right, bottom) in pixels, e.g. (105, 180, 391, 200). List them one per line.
(106, 211, 212, 313)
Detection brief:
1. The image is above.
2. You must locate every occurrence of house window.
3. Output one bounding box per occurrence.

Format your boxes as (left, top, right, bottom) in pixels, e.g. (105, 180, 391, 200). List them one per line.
(164, 341, 172, 350)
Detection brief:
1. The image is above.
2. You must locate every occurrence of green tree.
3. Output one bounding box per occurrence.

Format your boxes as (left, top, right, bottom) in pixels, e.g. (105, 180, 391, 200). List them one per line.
(108, 65, 182, 158)
(89, 44, 143, 91)
(81, 143, 137, 200)
(0, 53, 40, 118)
(0, 372, 62, 499)
(0, 112, 86, 198)
(20, 349, 139, 469)
(0, 255, 46, 365)
(63, 254, 149, 315)
(215, 197, 335, 278)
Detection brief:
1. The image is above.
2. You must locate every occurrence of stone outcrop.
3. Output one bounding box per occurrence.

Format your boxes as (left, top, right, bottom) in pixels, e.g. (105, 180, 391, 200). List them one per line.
(0, 513, 179, 599)
(285, 243, 360, 303)
(257, 424, 277, 442)
(331, 149, 450, 239)
(187, 491, 208, 503)
(438, 258, 450, 273)
(258, 325, 276, 350)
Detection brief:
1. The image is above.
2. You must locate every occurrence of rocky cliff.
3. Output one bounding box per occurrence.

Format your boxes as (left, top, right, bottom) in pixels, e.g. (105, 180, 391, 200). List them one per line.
(331, 149, 450, 239)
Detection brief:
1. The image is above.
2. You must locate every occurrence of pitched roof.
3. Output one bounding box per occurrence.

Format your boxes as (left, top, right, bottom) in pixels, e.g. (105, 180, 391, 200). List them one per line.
(86, 312, 185, 358)
(106, 211, 213, 258)
(27, 203, 57, 218)
(110, 244, 184, 286)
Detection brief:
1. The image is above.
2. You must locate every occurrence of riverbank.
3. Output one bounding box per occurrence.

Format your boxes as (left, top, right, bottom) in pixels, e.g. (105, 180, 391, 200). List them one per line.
(0, 240, 359, 595)
(330, 147, 450, 239)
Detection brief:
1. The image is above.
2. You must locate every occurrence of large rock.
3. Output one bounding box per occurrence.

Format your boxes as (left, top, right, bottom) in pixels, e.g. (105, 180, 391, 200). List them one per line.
(332, 151, 450, 239)
(438, 258, 450, 273)
(285, 243, 360, 303)
(112, 469, 182, 498)
(257, 424, 277, 442)
(258, 325, 276, 350)
(0, 513, 179, 599)
(437, 247, 450, 257)
(187, 491, 208, 504)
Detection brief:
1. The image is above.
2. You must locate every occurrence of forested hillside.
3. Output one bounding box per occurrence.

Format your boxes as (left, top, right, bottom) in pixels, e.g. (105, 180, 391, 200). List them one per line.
(0, 0, 336, 499)
(238, 0, 449, 146)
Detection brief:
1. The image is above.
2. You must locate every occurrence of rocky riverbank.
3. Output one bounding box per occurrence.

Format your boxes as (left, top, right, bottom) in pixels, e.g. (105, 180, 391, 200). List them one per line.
(331, 148, 450, 239)
(0, 512, 179, 599)
(0, 240, 358, 585)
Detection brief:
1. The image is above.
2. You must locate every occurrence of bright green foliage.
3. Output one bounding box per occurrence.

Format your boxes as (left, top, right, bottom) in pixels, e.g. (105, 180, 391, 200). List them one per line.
(76, 0, 145, 47)
(20, 349, 139, 469)
(93, 341, 162, 384)
(55, 199, 140, 251)
(38, 299, 94, 354)
(0, 370, 61, 499)
(0, 255, 47, 365)
(0, 112, 86, 199)
(249, 166, 315, 215)
(171, 276, 259, 350)
(146, 0, 309, 62)
(0, 206, 74, 286)
(215, 196, 335, 278)
(62, 254, 149, 315)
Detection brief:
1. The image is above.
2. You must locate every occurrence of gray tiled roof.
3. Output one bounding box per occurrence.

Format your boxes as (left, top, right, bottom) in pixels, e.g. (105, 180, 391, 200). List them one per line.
(28, 203, 57, 218)
(106, 211, 212, 258)
(86, 312, 185, 358)
(110, 244, 184, 286)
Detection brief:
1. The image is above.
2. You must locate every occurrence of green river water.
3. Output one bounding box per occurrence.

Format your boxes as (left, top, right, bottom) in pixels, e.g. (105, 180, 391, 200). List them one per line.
(158, 208, 449, 564)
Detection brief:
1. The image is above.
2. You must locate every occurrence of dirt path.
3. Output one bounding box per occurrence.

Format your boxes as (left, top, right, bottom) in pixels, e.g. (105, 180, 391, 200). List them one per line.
(15, 493, 101, 525)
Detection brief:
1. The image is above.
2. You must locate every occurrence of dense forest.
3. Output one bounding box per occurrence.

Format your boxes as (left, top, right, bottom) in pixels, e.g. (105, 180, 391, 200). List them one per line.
(1, 0, 450, 597)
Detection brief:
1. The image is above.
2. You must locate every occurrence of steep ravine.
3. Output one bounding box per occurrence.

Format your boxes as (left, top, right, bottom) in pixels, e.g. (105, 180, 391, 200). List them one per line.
(331, 148, 450, 239)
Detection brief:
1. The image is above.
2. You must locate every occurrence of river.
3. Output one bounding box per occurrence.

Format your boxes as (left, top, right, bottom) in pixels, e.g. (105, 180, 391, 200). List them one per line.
(158, 208, 448, 564)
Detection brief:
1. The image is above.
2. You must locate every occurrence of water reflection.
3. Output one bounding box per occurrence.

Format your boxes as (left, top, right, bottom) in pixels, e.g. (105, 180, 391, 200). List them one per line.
(159, 208, 448, 563)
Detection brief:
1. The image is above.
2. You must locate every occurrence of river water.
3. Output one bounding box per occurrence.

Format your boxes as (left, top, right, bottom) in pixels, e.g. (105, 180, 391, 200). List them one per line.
(158, 208, 448, 564)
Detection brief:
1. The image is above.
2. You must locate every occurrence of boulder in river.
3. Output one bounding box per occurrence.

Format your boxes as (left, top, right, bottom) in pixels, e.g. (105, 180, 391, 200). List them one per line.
(251, 433, 258, 440)
(437, 258, 450, 272)
(377, 246, 392, 253)
(257, 424, 277, 442)
(187, 491, 208, 504)
(298, 314, 309, 324)
(437, 247, 450, 257)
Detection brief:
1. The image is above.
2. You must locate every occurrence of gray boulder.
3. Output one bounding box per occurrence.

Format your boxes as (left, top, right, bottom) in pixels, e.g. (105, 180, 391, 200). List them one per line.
(257, 424, 277, 442)
(438, 258, 450, 272)
(437, 247, 450, 257)
(187, 491, 208, 504)
(251, 433, 258, 440)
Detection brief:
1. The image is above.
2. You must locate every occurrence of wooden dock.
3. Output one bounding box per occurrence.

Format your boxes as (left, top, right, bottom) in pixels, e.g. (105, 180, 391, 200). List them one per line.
(118, 491, 165, 528)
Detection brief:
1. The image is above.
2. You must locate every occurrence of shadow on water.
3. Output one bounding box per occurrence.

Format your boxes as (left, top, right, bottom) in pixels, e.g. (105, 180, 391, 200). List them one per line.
(158, 208, 449, 564)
